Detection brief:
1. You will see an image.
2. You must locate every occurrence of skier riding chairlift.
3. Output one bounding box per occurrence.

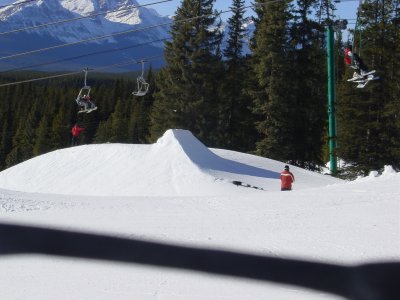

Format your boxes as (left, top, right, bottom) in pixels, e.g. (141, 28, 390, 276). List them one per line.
(344, 44, 379, 88)
(132, 61, 149, 97)
(344, 44, 371, 78)
(76, 69, 97, 113)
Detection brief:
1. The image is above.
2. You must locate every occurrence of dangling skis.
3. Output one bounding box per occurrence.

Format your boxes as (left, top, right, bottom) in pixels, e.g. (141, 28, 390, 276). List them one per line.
(356, 76, 380, 88)
(347, 70, 379, 88)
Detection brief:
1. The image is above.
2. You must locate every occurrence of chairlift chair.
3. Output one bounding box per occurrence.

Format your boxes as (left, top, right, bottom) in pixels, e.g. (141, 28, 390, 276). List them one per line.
(132, 61, 150, 97)
(76, 86, 91, 102)
(75, 68, 97, 113)
(76, 68, 91, 104)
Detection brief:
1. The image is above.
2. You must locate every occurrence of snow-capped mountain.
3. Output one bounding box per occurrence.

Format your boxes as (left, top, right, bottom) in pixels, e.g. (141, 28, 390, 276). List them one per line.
(0, 0, 255, 72)
(0, 0, 171, 71)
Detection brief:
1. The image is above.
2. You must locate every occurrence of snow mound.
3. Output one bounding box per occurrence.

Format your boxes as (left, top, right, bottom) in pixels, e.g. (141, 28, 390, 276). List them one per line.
(0, 129, 340, 196)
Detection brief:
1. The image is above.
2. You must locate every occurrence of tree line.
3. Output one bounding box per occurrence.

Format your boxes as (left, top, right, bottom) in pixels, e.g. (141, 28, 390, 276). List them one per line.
(0, 72, 155, 170)
(0, 0, 399, 178)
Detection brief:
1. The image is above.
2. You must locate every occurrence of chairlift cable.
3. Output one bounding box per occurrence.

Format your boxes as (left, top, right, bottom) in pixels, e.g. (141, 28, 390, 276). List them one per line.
(0, 55, 163, 88)
(0, 21, 174, 61)
(1, 1, 282, 62)
(0, 70, 83, 87)
(0, 0, 173, 36)
(0, 38, 170, 74)
(83, 68, 89, 87)
(0, 1, 293, 62)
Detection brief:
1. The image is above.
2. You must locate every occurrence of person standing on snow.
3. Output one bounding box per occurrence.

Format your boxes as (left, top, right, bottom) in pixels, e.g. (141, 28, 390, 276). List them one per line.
(280, 165, 295, 191)
(71, 123, 85, 146)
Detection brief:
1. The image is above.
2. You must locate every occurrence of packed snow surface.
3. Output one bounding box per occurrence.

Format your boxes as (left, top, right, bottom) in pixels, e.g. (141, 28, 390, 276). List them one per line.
(0, 129, 340, 196)
(0, 129, 399, 300)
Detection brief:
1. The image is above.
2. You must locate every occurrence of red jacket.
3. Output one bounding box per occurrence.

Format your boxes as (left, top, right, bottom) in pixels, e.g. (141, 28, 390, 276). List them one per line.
(344, 47, 352, 66)
(71, 125, 85, 137)
(280, 170, 295, 189)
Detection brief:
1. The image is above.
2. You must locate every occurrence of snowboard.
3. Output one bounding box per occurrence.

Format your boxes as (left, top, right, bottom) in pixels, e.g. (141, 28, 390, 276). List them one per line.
(78, 106, 98, 114)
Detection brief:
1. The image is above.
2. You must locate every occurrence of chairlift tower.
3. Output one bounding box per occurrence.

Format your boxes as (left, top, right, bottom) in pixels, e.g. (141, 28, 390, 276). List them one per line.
(327, 26, 337, 174)
(325, 0, 340, 175)
(325, 3, 348, 175)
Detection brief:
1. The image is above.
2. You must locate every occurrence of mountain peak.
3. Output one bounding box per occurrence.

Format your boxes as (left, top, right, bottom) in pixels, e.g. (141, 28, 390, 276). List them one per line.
(60, 0, 97, 15)
(0, 0, 169, 71)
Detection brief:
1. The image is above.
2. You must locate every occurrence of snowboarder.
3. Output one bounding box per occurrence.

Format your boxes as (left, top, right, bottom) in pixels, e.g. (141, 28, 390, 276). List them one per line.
(71, 123, 85, 146)
(280, 165, 295, 191)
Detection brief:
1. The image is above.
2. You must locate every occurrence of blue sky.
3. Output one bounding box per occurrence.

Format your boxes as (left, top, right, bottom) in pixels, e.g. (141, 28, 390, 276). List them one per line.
(150, 0, 252, 16)
(147, 0, 359, 40)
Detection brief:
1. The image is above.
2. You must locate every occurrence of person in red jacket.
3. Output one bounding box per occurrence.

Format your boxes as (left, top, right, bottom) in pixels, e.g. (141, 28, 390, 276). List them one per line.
(280, 165, 295, 191)
(71, 123, 85, 146)
(344, 46, 353, 66)
(344, 44, 369, 77)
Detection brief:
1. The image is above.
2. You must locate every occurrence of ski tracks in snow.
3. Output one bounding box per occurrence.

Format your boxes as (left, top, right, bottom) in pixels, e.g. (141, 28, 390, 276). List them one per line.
(0, 189, 78, 214)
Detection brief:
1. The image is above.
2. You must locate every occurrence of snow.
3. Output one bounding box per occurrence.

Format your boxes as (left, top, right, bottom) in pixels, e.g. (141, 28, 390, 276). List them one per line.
(105, 8, 141, 25)
(60, 0, 96, 15)
(0, 129, 399, 299)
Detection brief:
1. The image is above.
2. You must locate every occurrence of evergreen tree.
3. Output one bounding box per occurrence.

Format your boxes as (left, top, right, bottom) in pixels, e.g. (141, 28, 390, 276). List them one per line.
(288, 0, 327, 169)
(49, 108, 68, 149)
(5, 90, 40, 166)
(218, 0, 258, 152)
(250, 0, 295, 162)
(109, 98, 129, 142)
(387, 0, 400, 166)
(0, 118, 12, 169)
(336, 0, 400, 176)
(150, 0, 224, 145)
(0, 73, 140, 168)
(128, 65, 156, 143)
(94, 120, 113, 143)
(33, 116, 51, 156)
(5, 146, 23, 168)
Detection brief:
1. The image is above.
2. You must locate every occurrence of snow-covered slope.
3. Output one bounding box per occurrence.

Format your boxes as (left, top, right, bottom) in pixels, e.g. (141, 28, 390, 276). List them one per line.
(0, 129, 399, 300)
(0, 129, 340, 196)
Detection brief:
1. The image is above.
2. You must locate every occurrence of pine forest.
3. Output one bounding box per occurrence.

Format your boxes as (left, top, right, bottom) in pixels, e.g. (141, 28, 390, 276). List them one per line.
(0, 0, 399, 179)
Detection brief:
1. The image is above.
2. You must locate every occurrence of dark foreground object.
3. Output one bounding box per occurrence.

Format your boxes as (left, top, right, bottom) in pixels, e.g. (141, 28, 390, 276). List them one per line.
(0, 223, 398, 300)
